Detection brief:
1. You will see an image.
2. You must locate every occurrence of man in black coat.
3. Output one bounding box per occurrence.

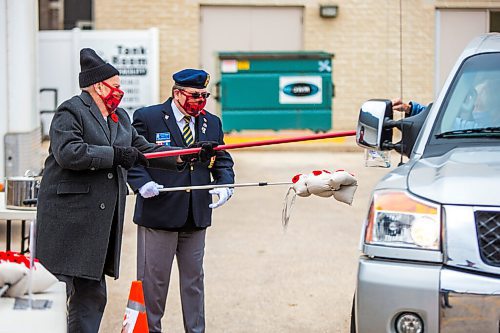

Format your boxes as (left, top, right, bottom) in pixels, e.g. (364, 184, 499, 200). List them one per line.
(127, 69, 235, 333)
(36, 50, 215, 333)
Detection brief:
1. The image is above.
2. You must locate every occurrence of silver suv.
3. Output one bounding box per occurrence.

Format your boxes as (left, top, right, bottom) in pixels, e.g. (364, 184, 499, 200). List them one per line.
(352, 34, 500, 333)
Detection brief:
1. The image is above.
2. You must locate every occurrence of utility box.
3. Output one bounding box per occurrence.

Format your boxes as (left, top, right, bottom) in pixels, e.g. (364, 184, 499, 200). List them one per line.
(217, 51, 334, 132)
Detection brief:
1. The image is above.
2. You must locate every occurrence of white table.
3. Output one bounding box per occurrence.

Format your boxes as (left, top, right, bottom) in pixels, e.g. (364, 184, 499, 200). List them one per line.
(0, 193, 36, 253)
(0, 282, 67, 333)
(0, 194, 67, 332)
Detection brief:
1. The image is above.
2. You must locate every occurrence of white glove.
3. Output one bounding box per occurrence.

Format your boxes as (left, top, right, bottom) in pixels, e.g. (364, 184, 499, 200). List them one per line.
(139, 181, 163, 198)
(209, 187, 234, 209)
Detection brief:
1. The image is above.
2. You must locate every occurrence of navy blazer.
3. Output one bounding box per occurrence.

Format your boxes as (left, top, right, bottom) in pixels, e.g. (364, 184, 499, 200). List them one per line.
(127, 98, 235, 229)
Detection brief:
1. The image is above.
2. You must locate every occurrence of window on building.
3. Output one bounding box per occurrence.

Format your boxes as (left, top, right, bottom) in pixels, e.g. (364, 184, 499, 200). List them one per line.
(39, 0, 93, 30)
(490, 11, 500, 32)
(64, 0, 93, 30)
(39, 0, 63, 30)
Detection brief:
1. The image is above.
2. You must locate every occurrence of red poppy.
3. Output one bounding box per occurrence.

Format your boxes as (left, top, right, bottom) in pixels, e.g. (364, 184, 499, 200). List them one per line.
(110, 112, 119, 123)
(0, 251, 37, 268)
(292, 174, 302, 183)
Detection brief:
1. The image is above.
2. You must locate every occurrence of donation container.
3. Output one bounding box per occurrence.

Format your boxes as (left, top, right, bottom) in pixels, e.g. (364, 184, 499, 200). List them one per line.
(217, 51, 334, 132)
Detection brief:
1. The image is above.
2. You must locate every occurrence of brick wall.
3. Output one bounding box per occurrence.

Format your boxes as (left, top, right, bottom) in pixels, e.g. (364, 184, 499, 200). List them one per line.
(95, 0, 496, 129)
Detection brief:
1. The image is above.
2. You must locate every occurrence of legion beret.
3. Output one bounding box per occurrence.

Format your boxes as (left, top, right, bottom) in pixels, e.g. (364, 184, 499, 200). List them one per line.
(173, 69, 210, 89)
(79, 48, 119, 88)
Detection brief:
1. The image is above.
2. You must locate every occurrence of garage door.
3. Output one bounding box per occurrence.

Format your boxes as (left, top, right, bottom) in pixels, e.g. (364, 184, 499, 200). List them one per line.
(200, 6, 303, 112)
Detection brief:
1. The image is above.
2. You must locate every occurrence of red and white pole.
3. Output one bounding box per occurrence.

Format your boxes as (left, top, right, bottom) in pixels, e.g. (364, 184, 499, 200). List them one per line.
(144, 130, 356, 159)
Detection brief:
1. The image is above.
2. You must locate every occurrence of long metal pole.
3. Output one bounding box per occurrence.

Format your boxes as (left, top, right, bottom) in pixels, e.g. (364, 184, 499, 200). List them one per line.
(158, 181, 293, 192)
(144, 130, 356, 159)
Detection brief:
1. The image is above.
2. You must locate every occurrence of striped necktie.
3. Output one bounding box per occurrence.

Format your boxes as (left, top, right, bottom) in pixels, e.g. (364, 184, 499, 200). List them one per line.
(182, 116, 194, 146)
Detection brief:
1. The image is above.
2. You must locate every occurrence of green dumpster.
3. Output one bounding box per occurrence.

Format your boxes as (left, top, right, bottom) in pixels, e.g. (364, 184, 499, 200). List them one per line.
(217, 51, 334, 132)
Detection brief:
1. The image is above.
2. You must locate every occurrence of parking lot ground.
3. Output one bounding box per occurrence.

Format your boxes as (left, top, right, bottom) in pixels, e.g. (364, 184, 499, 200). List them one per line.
(100, 149, 395, 333)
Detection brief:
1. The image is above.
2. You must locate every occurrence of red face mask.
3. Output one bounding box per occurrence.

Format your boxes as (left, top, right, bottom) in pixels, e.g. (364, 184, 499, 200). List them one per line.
(178, 90, 208, 117)
(97, 81, 124, 113)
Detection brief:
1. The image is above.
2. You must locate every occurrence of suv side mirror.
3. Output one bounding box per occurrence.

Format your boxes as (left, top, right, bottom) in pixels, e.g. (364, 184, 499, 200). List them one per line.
(356, 99, 432, 158)
(356, 99, 393, 150)
(393, 103, 432, 157)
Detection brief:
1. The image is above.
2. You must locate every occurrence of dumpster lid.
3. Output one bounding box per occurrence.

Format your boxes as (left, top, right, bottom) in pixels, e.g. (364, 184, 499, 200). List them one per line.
(218, 51, 334, 60)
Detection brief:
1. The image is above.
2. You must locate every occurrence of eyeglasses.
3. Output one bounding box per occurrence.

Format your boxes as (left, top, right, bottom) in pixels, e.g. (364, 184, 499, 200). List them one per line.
(179, 90, 210, 99)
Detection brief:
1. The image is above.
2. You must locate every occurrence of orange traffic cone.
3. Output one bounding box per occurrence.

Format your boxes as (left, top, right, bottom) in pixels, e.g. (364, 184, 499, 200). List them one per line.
(121, 281, 149, 333)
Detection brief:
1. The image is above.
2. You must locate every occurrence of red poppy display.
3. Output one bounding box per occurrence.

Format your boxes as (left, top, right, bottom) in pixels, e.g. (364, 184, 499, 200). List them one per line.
(110, 112, 118, 123)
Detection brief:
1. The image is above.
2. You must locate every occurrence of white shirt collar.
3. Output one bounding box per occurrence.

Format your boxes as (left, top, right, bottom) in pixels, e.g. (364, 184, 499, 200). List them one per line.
(171, 100, 192, 123)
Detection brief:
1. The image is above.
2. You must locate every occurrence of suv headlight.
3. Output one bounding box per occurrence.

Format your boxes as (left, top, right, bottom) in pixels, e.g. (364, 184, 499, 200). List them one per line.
(365, 190, 441, 250)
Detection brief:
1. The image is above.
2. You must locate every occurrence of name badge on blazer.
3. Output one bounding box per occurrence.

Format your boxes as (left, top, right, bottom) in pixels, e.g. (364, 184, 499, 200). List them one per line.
(156, 132, 171, 146)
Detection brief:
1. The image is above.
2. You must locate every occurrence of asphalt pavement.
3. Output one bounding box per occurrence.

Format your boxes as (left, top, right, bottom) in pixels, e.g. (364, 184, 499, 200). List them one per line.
(0, 134, 398, 332)
(100, 146, 397, 333)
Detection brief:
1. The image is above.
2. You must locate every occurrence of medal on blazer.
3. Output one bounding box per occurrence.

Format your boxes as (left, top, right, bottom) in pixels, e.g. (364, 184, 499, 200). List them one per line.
(208, 156, 216, 168)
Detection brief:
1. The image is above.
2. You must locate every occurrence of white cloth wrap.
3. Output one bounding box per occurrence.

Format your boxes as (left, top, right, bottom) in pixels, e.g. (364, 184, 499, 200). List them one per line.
(304, 172, 335, 197)
(0, 261, 58, 297)
(330, 171, 358, 205)
(0, 262, 28, 297)
(295, 170, 358, 203)
(282, 170, 358, 227)
(293, 174, 311, 197)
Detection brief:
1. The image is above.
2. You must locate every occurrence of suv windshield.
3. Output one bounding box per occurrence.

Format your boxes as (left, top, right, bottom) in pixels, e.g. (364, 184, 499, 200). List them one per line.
(433, 52, 500, 139)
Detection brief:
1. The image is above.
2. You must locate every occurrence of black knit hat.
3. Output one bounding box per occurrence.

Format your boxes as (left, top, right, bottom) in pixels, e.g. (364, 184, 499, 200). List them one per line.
(78, 48, 119, 88)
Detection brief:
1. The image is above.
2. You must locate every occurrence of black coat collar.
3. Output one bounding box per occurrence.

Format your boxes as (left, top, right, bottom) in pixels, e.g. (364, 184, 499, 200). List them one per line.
(79, 91, 111, 143)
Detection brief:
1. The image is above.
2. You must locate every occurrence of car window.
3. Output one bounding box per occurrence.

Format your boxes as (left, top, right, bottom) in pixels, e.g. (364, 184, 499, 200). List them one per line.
(434, 53, 500, 136)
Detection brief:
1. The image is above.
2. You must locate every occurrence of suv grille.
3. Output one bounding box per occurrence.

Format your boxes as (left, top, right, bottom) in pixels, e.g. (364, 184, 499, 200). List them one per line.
(475, 211, 500, 267)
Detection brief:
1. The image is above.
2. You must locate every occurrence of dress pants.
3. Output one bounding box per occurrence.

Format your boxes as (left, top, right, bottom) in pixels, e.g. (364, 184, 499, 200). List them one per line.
(56, 274, 107, 333)
(137, 225, 206, 333)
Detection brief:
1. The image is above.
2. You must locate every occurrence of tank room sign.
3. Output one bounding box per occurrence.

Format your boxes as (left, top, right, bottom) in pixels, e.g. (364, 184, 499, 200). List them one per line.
(97, 41, 157, 116)
(111, 45, 148, 76)
(39, 28, 160, 121)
